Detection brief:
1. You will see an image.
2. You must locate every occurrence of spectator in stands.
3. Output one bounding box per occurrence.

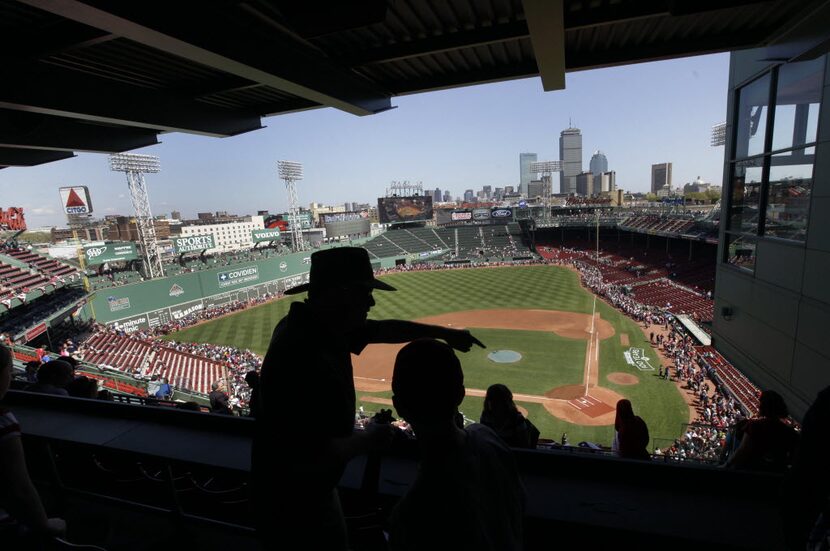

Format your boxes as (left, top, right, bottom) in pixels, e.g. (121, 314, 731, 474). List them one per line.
(25, 360, 74, 396)
(727, 390, 798, 473)
(389, 339, 524, 550)
(244, 371, 260, 418)
(155, 377, 172, 400)
(0, 345, 67, 540)
(253, 247, 484, 550)
(479, 383, 539, 449)
(65, 376, 99, 399)
(24, 361, 39, 383)
(782, 385, 830, 549)
(613, 399, 651, 460)
(208, 381, 231, 415)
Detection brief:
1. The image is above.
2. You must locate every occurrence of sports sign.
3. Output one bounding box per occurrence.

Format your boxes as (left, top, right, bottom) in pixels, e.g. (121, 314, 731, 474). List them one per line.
(451, 210, 472, 221)
(83, 242, 138, 266)
(59, 186, 93, 215)
(173, 234, 215, 254)
(472, 208, 491, 220)
(252, 228, 281, 243)
(217, 265, 259, 288)
(491, 207, 513, 219)
(623, 347, 655, 371)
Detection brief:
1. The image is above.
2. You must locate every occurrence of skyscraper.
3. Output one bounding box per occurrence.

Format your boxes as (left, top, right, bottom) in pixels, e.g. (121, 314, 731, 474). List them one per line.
(433, 188, 442, 202)
(519, 152, 537, 197)
(651, 162, 673, 194)
(559, 127, 582, 195)
(464, 189, 474, 202)
(589, 151, 608, 175)
(443, 190, 451, 202)
(482, 185, 492, 199)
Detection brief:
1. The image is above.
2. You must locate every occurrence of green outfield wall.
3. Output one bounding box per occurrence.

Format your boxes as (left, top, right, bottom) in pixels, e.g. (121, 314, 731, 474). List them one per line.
(87, 250, 314, 331)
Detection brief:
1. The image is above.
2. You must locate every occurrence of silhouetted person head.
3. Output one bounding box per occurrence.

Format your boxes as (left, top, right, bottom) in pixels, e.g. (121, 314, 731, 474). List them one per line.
(483, 383, 517, 417)
(245, 370, 259, 388)
(66, 376, 99, 399)
(285, 247, 395, 333)
(615, 399, 635, 431)
(36, 360, 74, 388)
(759, 390, 788, 419)
(392, 339, 464, 428)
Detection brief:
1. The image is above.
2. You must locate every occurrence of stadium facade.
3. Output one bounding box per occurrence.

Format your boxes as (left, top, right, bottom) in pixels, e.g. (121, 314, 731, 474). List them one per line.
(714, 44, 830, 418)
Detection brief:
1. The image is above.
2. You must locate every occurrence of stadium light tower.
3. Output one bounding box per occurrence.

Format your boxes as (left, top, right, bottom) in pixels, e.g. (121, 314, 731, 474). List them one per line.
(530, 160, 563, 224)
(278, 160, 307, 252)
(711, 122, 727, 147)
(109, 153, 165, 279)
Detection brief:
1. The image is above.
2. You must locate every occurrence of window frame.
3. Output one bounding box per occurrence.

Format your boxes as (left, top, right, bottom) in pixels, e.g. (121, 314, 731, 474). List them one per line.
(723, 57, 825, 271)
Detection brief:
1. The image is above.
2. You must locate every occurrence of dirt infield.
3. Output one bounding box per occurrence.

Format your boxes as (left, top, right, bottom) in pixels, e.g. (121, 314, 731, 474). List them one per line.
(353, 309, 614, 385)
(607, 372, 639, 385)
(416, 309, 615, 340)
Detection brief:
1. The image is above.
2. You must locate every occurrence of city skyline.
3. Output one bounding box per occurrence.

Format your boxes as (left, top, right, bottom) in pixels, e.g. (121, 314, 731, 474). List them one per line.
(1, 53, 730, 228)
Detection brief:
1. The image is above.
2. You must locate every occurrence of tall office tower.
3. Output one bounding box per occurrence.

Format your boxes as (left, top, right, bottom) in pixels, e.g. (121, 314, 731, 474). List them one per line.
(443, 190, 451, 202)
(464, 189, 474, 202)
(559, 127, 582, 195)
(482, 185, 492, 199)
(433, 188, 442, 202)
(589, 151, 608, 175)
(519, 152, 537, 196)
(651, 162, 673, 193)
(494, 187, 504, 200)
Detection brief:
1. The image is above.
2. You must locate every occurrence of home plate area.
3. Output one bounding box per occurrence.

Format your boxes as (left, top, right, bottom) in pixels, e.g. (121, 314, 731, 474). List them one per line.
(568, 395, 615, 418)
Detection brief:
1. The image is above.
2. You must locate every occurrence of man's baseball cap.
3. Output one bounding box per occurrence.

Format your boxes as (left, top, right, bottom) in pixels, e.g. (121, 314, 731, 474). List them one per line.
(284, 247, 396, 295)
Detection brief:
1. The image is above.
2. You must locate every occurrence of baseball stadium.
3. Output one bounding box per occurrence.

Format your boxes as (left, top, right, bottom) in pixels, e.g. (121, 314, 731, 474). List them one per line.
(1, 1, 829, 550)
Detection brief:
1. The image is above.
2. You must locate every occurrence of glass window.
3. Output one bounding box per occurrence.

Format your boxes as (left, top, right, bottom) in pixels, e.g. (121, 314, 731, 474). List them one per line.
(728, 158, 764, 234)
(735, 74, 771, 159)
(764, 147, 814, 241)
(726, 233, 758, 271)
(772, 58, 824, 151)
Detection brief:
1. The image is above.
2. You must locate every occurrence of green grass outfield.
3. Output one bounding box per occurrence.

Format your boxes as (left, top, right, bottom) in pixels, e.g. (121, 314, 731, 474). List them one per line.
(166, 265, 689, 447)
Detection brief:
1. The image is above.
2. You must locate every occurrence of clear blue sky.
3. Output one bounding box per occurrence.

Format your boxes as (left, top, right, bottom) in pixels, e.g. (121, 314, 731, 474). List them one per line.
(1, 53, 730, 229)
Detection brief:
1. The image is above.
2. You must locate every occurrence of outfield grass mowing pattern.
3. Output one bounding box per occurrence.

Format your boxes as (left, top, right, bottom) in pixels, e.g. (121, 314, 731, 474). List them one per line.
(169, 265, 688, 447)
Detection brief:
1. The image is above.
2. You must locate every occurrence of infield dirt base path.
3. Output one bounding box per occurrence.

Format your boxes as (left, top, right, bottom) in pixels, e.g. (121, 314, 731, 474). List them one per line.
(353, 308, 626, 426)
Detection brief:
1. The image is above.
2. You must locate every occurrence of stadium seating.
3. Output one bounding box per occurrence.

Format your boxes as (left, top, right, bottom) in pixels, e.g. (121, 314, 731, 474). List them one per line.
(81, 332, 226, 395)
(697, 346, 761, 416)
(4, 247, 78, 279)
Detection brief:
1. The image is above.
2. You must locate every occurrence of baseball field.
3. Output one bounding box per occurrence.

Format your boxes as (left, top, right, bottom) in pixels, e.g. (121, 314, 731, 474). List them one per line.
(165, 265, 689, 447)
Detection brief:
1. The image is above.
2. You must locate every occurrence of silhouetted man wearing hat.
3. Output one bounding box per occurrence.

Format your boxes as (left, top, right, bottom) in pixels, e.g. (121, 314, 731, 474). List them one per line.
(252, 247, 483, 549)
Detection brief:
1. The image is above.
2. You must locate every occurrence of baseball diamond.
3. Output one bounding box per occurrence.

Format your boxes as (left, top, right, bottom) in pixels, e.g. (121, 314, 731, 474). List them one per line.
(167, 264, 688, 446)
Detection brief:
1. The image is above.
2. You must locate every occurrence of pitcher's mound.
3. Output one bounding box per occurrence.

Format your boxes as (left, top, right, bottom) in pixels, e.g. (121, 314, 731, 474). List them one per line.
(607, 372, 639, 385)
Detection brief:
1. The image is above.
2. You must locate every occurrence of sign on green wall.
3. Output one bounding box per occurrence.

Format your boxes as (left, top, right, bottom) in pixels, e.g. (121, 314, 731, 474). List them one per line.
(84, 242, 138, 265)
(173, 234, 215, 254)
(252, 228, 281, 242)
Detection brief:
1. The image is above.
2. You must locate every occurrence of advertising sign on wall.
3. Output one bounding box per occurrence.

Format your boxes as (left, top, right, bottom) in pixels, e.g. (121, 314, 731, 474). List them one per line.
(491, 207, 514, 219)
(451, 210, 472, 221)
(252, 229, 281, 243)
(83, 242, 138, 266)
(173, 234, 216, 254)
(217, 265, 259, 288)
(472, 208, 491, 220)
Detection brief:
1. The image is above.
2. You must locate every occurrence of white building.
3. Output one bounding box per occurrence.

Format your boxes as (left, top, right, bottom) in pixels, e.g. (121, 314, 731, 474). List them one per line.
(179, 215, 264, 254)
